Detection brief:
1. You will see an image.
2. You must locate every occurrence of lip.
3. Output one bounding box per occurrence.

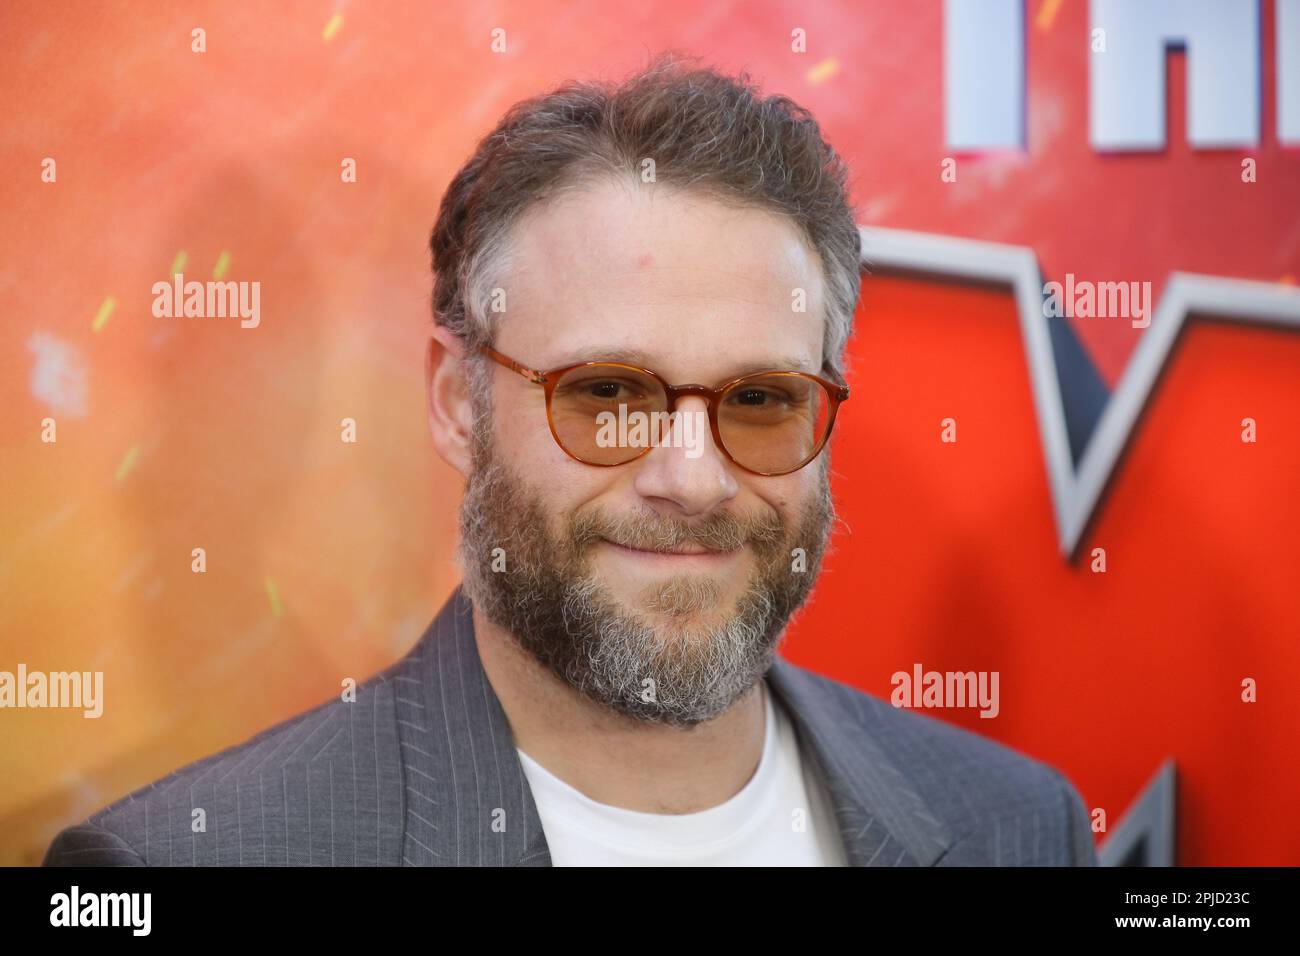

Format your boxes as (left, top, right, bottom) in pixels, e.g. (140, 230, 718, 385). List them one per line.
(599, 539, 742, 561)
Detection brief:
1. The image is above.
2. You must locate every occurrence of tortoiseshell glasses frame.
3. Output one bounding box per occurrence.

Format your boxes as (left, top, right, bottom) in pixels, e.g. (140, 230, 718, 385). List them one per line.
(477, 344, 850, 477)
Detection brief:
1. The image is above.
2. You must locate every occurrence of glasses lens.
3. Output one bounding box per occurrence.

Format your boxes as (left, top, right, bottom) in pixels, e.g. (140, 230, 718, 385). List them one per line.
(550, 364, 669, 465)
(717, 373, 831, 475)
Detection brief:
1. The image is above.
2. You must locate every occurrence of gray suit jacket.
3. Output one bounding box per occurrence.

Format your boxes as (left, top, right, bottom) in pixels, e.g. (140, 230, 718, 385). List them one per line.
(44, 586, 1097, 866)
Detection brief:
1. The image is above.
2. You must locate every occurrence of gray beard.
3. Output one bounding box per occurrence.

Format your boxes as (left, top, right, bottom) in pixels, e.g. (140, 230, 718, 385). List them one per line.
(457, 432, 834, 729)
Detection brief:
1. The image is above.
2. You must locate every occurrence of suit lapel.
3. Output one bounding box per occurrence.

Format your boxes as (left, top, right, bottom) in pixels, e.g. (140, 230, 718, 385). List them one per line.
(765, 654, 956, 866)
(395, 585, 552, 866)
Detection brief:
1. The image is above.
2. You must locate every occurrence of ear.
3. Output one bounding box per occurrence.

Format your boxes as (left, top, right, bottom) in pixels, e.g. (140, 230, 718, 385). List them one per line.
(425, 326, 476, 478)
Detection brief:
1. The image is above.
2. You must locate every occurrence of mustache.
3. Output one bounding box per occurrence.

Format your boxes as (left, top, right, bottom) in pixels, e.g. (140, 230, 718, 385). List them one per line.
(568, 506, 785, 555)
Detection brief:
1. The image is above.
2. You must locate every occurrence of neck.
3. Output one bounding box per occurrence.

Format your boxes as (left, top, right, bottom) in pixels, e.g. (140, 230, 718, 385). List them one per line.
(472, 605, 768, 815)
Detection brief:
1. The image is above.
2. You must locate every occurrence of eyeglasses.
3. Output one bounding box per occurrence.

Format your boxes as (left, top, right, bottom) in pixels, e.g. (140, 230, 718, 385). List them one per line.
(478, 345, 849, 476)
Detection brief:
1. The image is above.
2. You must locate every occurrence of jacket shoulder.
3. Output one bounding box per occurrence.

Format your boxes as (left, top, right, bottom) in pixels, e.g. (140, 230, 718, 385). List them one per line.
(777, 660, 1096, 865)
(43, 657, 410, 867)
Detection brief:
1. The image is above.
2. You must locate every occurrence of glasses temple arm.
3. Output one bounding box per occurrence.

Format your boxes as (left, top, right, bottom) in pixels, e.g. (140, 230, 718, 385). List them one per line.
(480, 345, 547, 385)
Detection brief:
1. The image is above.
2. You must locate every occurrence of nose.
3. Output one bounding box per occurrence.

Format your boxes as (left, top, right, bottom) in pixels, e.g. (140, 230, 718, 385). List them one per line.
(631, 395, 739, 516)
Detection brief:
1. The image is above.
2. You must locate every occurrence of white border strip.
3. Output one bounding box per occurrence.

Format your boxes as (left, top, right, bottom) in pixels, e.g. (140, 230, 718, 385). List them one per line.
(860, 226, 1300, 556)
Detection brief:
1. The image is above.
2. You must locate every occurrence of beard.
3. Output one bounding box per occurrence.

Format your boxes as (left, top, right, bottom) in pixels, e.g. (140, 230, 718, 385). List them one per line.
(457, 421, 835, 729)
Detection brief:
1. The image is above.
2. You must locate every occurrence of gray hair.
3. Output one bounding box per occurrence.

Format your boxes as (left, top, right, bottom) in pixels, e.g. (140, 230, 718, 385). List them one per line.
(429, 53, 861, 386)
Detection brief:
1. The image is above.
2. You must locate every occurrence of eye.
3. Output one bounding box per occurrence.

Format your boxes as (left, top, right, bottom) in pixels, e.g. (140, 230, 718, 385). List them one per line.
(557, 372, 657, 405)
(729, 385, 796, 407)
(575, 379, 649, 402)
(586, 380, 630, 400)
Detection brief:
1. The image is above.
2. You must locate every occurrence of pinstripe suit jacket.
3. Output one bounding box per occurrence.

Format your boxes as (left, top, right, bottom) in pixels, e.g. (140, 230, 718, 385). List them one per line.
(43, 585, 1097, 866)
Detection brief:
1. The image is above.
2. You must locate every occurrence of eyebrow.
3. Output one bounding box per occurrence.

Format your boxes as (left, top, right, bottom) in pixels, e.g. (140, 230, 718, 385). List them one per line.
(546, 347, 821, 379)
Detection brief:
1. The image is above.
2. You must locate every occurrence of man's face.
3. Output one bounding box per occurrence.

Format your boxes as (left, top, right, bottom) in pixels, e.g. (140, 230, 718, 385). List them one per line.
(458, 178, 837, 728)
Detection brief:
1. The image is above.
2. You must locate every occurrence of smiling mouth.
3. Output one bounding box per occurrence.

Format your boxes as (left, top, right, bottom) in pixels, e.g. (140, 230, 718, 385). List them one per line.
(600, 538, 741, 558)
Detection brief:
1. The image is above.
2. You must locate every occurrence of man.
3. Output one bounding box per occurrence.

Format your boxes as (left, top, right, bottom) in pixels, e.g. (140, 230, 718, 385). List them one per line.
(44, 57, 1095, 867)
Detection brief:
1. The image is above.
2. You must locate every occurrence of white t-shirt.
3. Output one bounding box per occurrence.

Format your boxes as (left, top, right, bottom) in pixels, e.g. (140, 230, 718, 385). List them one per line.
(516, 678, 849, 866)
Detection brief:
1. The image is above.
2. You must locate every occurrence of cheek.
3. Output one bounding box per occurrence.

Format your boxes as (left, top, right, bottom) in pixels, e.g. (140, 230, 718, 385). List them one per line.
(749, 473, 811, 522)
(493, 392, 559, 462)
(496, 411, 623, 520)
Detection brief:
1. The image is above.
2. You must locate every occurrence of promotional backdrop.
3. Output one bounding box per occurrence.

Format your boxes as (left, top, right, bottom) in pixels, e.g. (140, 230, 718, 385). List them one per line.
(2, 0, 1297, 865)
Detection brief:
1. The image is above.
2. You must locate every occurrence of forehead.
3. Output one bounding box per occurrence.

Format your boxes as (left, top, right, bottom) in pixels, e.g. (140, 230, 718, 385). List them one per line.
(495, 177, 828, 377)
